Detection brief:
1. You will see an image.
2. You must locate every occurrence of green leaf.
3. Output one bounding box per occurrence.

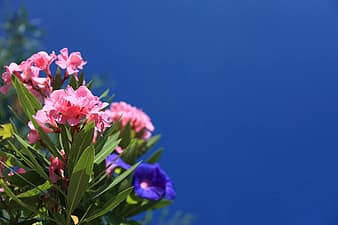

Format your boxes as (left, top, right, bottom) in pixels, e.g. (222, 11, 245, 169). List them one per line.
(146, 148, 164, 164)
(126, 193, 140, 205)
(125, 199, 172, 218)
(13, 134, 49, 179)
(68, 75, 78, 89)
(52, 67, 63, 89)
(92, 161, 141, 199)
(68, 122, 95, 174)
(58, 124, 72, 156)
(153, 199, 172, 209)
(120, 123, 132, 148)
(78, 72, 85, 86)
(7, 140, 48, 180)
(84, 187, 133, 223)
(11, 75, 41, 119)
(17, 181, 52, 198)
(121, 139, 139, 164)
(95, 122, 120, 152)
(94, 132, 120, 164)
(145, 135, 161, 150)
(67, 145, 95, 217)
(86, 80, 93, 89)
(0, 180, 57, 223)
(99, 89, 110, 99)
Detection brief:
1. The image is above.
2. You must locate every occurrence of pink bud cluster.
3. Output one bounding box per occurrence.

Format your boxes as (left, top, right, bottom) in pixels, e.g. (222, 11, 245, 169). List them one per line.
(0, 48, 86, 101)
(49, 150, 66, 183)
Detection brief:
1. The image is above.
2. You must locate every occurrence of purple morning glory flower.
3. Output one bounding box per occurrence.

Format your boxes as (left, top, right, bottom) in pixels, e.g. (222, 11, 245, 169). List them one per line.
(132, 163, 176, 201)
(105, 153, 130, 175)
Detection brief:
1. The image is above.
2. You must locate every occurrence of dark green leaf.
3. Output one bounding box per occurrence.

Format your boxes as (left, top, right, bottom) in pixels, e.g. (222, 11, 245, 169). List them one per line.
(94, 132, 120, 164)
(67, 145, 95, 216)
(52, 67, 63, 89)
(146, 148, 164, 164)
(68, 75, 78, 89)
(11, 75, 41, 119)
(17, 181, 52, 198)
(68, 122, 95, 174)
(92, 161, 141, 199)
(86, 80, 93, 89)
(145, 135, 161, 150)
(84, 187, 133, 223)
(0, 179, 56, 222)
(120, 123, 131, 148)
(14, 134, 49, 179)
(121, 139, 139, 164)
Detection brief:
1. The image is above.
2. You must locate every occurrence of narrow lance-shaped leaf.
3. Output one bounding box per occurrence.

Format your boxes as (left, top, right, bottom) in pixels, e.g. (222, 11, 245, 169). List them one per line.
(11, 75, 41, 119)
(13, 134, 49, 179)
(67, 145, 95, 218)
(94, 132, 120, 164)
(84, 187, 133, 223)
(0, 180, 58, 223)
(68, 122, 94, 174)
(145, 134, 161, 150)
(92, 161, 141, 200)
(146, 148, 164, 164)
(17, 181, 52, 198)
(99, 88, 110, 99)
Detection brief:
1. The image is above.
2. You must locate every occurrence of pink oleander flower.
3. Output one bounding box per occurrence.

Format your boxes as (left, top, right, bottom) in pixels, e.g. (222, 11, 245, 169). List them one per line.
(30, 51, 56, 77)
(43, 85, 107, 126)
(0, 52, 54, 99)
(19, 59, 40, 81)
(87, 110, 113, 142)
(49, 150, 66, 183)
(30, 51, 56, 71)
(0, 63, 21, 94)
(55, 48, 87, 78)
(109, 102, 155, 139)
(28, 85, 109, 143)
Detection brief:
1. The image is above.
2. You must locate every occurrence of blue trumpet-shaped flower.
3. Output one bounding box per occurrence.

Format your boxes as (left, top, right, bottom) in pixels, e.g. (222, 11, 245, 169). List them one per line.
(132, 163, 176, 201)
(105, 153, 130, 175)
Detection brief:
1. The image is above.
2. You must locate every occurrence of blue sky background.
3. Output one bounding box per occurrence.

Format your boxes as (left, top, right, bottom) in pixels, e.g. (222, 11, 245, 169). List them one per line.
(5, 0, 338, 224)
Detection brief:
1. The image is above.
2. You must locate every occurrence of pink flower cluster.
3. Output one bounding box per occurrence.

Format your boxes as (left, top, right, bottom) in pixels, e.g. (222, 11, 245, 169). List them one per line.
(28, 92, 154, 144)
(28, 85, 109, 143)
(0, 48, 86, 101)
(110, 102, 155, 139)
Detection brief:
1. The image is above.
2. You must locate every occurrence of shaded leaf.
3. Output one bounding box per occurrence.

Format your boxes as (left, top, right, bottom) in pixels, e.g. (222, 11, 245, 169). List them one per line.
(84, 187, 133, 223)
(67, 145, 95, 216)
(146, 148, 164, 164)
(17, 181, 52, 198)
(92, 161, 141, 199)
(94, 132, 120, 165)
